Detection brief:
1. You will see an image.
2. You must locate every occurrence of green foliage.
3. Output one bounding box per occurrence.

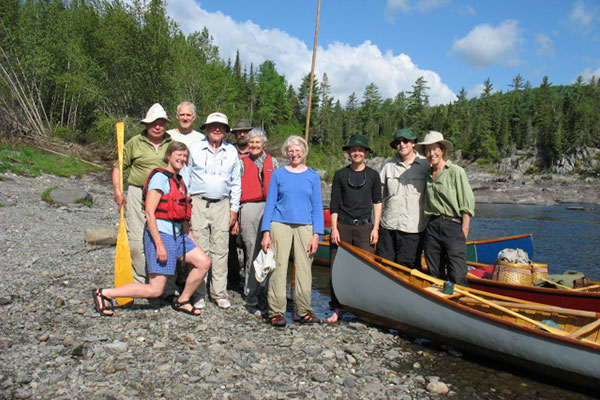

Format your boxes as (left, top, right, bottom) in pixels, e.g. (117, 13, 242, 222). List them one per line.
(0, 144, 101, 177)
(1, 0, 599, 174)
(41, 186, 58, 204)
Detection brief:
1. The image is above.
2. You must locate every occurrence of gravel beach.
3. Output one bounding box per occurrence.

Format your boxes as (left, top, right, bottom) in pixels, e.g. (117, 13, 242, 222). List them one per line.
(0, 171, 597, 400)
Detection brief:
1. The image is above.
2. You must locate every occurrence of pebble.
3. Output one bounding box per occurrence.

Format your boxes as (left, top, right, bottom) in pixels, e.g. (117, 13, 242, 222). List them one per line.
(0, 171, 596, 400)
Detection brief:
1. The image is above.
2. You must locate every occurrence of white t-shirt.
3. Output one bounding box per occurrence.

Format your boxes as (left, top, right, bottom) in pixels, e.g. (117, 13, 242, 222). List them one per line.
(167, 129, 205, 149)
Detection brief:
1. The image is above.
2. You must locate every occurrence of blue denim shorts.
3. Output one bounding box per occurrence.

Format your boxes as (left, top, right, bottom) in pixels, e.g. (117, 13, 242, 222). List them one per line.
(144, 230, 197, 275)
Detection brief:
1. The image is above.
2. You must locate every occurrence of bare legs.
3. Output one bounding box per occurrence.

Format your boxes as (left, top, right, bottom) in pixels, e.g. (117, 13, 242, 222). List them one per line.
(96, 247, 211, 315)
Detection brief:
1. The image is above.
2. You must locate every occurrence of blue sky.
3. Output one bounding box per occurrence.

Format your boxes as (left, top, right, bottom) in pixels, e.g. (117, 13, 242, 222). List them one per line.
(167, 0, 600, 105)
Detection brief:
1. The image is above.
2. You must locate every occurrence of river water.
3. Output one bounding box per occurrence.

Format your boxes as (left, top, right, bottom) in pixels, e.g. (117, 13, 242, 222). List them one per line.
(309, 203, 600, 398)
(470, 203, 600, 280)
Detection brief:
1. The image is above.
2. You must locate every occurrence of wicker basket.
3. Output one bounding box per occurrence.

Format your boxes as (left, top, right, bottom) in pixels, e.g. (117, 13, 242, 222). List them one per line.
(530, 262, 548, 282)
(492, 261, 533, 286)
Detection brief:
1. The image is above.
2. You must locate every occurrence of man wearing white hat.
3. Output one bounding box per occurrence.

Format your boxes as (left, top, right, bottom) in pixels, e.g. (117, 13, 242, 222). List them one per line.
(112, 103, 173, 285)
(183, 112, 241, 309)
(414, 130, 474, 286)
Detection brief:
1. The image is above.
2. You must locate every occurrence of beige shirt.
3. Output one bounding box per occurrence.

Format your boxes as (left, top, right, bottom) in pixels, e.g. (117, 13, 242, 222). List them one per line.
(380, 154, 430, 233)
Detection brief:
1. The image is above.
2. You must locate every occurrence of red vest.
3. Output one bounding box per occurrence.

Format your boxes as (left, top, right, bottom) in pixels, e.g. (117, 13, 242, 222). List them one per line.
(240, 154, 274, 203)
(142, 168, 192, 222)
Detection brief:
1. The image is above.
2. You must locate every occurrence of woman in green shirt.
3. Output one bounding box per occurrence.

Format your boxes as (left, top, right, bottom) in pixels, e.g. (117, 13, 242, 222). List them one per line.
(415, 131, 474, 286)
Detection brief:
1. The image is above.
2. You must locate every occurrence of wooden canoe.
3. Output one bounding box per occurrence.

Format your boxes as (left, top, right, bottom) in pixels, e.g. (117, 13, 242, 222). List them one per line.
(332, 242, 600, 388)
(467, 261, 600, 312)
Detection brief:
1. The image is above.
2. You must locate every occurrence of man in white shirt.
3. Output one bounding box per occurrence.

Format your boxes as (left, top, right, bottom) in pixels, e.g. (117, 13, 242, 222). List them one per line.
(167, 102, 205, 147)
(183, 112, 241, 309)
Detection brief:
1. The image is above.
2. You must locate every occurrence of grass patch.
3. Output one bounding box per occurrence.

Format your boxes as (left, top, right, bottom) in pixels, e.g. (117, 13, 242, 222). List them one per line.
(41, 186, 58, 204)
(0, 203, 5, 207)
(75, 198, 93, 207)
(0, 144, 101, 177)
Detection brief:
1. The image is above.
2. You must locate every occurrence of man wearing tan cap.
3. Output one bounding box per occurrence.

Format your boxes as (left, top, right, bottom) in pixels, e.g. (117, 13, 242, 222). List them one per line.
(183, 112, 241, 309)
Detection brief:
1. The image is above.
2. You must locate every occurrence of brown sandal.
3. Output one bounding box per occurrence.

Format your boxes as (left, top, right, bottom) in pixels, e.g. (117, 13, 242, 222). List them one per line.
(172, 300, 202, 316)
(300, 312, 320, 324)
(92, 289, 114, 317)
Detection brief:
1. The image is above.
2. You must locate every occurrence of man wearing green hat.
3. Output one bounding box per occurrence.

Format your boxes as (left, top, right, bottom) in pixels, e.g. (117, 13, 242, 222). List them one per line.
(377, 129, 430, 270)
(327, 134, 382, 323)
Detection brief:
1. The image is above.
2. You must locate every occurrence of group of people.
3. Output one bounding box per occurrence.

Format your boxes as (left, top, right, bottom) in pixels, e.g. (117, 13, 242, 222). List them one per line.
(92, 102, 474, 327)
(327, 129, 474, 322)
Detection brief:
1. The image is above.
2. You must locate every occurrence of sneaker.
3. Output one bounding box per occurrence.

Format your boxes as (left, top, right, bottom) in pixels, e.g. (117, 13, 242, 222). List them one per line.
(271, 315, 287, 327)
(193, 298, 206, 309)
(216, 298, 231, 309)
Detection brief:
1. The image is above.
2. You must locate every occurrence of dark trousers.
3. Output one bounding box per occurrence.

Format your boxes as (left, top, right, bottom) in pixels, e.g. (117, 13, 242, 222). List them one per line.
(424, 217, 468, 286)
(376, 228, 424, 270)
(227, 232, 242, 290)
(329, 222, 374, 309)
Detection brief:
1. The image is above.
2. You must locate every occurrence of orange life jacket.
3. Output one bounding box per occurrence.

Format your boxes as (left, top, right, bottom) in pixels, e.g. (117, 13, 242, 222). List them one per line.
(142, 168, 192, 222)
(240, 154, 274, 203)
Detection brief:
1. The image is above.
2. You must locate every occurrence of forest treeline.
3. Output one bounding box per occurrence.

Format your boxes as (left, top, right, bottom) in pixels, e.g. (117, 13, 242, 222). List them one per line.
(1, 0, 599, 173)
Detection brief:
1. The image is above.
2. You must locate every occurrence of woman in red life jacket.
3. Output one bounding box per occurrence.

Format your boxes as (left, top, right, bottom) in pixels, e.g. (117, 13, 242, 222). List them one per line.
(93, 142, 211, 316)
(238, 128, 279, 308)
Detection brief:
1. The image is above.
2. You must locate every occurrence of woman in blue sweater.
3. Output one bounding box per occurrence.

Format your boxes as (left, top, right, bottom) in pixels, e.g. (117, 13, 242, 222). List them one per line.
(261, 135, 324, 327)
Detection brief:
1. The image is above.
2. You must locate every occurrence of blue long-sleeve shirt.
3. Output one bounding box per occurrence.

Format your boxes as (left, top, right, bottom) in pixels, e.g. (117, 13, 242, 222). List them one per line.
(260, 167, 324, 234)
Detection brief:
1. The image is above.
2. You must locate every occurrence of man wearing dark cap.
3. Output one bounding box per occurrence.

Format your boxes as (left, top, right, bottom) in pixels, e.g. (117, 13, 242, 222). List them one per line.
(231, 119, 252, 158)
(327, 134, 382, 323)
(377, 129, 430, 270)
(228, 119, 253, 289)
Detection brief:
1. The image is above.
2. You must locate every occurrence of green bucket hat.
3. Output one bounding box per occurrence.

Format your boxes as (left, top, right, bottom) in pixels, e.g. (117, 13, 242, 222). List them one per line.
(342, 134, 371, 152)
(389, 128, 417, 149)
(231, 119, 252, 132)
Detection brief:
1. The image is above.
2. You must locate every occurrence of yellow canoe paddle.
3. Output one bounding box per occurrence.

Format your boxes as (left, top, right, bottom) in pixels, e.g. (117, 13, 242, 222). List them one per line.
(114, 122, 134, 305)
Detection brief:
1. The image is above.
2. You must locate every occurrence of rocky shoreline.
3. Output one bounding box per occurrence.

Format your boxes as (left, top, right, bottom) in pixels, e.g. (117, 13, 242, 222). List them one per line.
(0, 171, 597, 399)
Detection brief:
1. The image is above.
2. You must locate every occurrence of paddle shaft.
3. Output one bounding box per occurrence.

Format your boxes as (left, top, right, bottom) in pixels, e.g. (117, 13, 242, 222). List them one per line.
(539, 276, 575, 291)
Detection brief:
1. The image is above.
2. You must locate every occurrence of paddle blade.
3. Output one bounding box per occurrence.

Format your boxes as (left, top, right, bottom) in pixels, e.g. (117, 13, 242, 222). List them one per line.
(114, 121, 133, 306)
(114, 211, 134, 305)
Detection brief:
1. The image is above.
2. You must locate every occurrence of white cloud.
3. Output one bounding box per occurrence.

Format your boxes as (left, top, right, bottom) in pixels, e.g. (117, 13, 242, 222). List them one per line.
(578, 66, 600, 82)
(466, 83, 497, 99)
(535, 33, 554, 57)
(450, 20, 523, 69)
(567, 0, 597, 34)
(167, 0, 457, 105)
(457, 4, 477, 16)
(385, 0, 450, 22)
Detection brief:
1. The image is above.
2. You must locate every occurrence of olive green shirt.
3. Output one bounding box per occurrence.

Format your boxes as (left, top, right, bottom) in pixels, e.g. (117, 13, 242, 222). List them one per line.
(114, 131, 173, 187)
(424, 161, 475, 218)
(380, 154, 430, 233)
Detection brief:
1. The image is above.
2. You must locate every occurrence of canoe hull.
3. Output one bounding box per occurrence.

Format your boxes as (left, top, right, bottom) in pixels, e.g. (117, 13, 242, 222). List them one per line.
(332, 243, 600, 388)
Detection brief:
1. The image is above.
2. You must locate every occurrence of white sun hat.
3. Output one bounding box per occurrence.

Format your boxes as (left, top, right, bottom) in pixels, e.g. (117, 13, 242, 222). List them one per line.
(414, 130, 453, 159)
(254, 248, 276, 283)
(140, 103, 170, 124)
(200, 112, 231, 132)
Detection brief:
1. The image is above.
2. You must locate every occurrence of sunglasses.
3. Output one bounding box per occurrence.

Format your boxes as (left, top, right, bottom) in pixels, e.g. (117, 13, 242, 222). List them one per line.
(348, 170, 366, 189)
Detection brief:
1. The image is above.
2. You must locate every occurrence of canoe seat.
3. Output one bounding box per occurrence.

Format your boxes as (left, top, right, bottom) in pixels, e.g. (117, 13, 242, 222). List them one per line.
(424, 286, 462, 299)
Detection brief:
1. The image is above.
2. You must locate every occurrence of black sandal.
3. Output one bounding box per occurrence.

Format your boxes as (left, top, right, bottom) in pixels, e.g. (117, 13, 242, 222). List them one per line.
(92, 289, 114, 317)
(172, 300, 202, 316)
